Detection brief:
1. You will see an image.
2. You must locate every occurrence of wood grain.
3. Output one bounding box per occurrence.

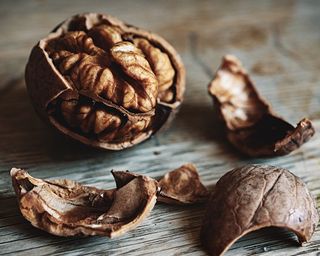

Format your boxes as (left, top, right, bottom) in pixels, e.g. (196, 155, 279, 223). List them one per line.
(0, 0, 320, 255)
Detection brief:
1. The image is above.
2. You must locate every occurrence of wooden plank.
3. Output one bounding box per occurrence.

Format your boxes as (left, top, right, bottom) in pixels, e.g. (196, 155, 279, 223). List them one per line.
(0, 0, 320, 255)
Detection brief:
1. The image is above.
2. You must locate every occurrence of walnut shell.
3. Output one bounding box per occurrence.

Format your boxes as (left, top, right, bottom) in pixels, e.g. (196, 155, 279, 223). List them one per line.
(158, 163, 209, 204)
(25, 13, 185, 150)
(10, 168, 158, 238)
(208, 55, 315, 157)
(200, 164, 319, 256)
(10, 165, 207, 238)
(111, 164, 209, 205)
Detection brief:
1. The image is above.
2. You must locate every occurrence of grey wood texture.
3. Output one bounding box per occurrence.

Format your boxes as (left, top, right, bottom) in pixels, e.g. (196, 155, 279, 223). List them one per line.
(1, 0, 320, 255)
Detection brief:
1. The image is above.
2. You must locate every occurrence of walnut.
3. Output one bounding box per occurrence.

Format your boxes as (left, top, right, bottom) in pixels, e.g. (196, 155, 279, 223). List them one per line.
(25, 13, 185, 150)
(200, 164, 319, 256)
(208, 55, 315, 157)
(158, 163, 209, 204)
(10, 168, 158, 238)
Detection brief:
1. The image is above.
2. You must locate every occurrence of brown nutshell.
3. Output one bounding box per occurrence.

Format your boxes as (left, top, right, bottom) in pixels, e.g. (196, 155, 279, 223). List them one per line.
(158, 163, 209, 204)
(200, 164, 319, 256)
(10, 164, 208, 238)
(10, 168, 158, 238)
(208, 55, 315, 157)
(25, 13, 185, 150)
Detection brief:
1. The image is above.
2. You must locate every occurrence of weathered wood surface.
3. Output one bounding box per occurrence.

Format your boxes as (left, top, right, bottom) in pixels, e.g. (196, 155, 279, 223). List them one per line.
(1, 0, 320, 255)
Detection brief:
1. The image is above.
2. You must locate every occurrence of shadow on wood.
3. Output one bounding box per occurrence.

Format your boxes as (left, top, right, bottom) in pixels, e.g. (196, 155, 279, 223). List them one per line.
(229, 227, 300, 255)
(173, 101, 246, 160)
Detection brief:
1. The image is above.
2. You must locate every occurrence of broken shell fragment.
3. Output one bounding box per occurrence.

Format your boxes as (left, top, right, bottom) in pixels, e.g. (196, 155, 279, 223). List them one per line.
(158, 163, 209, 204)
(208, 55, 315, 157)
(10, 168, 158, 238)
(200, 164, 319, 256)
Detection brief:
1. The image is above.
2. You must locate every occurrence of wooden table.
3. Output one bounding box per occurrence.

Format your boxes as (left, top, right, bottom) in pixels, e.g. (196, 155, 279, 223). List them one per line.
(1, 0, 320, 255)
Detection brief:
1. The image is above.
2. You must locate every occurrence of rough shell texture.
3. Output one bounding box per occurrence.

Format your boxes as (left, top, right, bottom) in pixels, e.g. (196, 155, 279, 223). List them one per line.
(158, 163, 209, 204)
(25, 13, 185, 150)
(208, 55, 315, 157)
(10, 168, 158, 238)
(200, 164, 319, 256)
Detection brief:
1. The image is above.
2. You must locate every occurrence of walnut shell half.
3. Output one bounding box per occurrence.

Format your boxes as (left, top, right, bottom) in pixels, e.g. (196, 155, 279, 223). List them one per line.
(25, 13, 185, 150)
(208, 55, 315, 157)
(10, 168, 158, 238)
(200, 164, 319, 256)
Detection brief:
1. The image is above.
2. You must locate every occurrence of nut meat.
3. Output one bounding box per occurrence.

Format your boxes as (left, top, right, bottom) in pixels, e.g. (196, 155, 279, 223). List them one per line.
(208, 55, 315, 157)
(25, 13, 185, 150)
(200, 164, 319, 256)
(11, 168, 158, 238)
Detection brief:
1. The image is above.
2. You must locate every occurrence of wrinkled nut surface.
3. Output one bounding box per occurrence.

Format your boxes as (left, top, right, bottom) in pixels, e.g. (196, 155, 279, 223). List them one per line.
(208, 55, 315, 157)
(25, 13, 185, 150)
(200, 164, 319, 256)
(158, 163, 209, 204)
(10, 168, 158, 238)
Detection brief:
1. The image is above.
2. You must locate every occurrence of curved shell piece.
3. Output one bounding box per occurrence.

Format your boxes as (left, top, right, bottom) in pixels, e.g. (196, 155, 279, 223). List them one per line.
(208, 55, 315, 157)
(158, 163, 209, 204)
(11, 168, 158, 238)
(200, 164, 319, 256)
